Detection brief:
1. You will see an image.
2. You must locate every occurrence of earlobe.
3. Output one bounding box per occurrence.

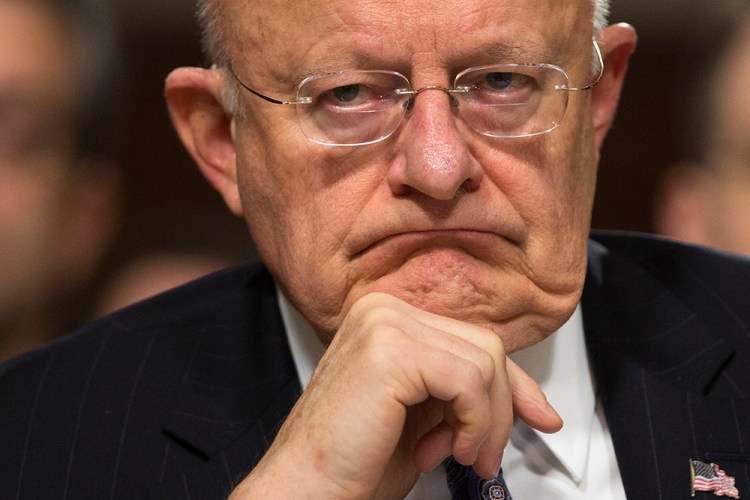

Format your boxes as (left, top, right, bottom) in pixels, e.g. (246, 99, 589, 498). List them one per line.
(165, 67, 243, 217)
(591, 23, 638, 149)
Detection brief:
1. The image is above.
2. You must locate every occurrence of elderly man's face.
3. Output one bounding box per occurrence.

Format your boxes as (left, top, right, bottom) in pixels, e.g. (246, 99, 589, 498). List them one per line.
(215, 0, 614, 349)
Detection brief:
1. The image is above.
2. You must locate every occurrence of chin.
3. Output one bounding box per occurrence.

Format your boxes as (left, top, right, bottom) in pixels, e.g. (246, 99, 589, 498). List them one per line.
(364, 252, 528, 320)
(306, 245, 582, 349)
(375, 253, 580, 348)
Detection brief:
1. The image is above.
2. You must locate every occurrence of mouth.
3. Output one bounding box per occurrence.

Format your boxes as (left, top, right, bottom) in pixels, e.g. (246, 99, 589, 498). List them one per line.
(350, 229, 518, 261)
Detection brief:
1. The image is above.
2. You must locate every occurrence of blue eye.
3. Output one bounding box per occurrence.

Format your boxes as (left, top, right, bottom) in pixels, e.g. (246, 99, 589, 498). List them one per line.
(332, 84, 361, 102)
(485, 72, 514, 90)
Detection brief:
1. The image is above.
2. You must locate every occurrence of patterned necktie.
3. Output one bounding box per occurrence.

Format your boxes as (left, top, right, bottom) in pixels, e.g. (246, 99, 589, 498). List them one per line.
(444, 457, 514, 500)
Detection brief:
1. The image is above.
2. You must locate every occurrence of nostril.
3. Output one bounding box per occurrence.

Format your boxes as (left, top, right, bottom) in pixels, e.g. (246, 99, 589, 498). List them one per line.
(458, 176, 481, 196)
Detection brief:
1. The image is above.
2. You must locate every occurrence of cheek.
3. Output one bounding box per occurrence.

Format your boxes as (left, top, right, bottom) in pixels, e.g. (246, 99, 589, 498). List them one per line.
(481, 121, 595, 235)
(479, 121, 594, 290)
(235, 139, 384, 331)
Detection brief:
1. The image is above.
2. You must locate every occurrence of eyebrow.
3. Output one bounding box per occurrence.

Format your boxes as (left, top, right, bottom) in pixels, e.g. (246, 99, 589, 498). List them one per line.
(284, 40, 560, 85)
(292, 54, 387, 82)
(476, 41, 556, 64)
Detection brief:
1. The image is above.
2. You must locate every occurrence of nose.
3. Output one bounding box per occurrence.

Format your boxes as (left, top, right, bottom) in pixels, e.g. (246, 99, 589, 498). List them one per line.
(387, 88, 484, 200)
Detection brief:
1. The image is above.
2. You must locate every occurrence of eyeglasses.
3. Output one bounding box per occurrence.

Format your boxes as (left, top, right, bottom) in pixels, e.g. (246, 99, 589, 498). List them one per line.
(228, 39, 603, 147)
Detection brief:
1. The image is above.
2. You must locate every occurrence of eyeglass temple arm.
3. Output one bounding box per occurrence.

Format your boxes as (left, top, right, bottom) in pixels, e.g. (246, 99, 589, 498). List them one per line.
(557, 38, 604, 92)
(224, 64, 306, 105)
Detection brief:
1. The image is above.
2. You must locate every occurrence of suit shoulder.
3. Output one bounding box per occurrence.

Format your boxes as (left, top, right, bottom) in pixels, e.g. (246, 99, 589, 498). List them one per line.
(0, 262, 291, 498)
(587, 230, 750, 347)
(0, 262, 276, 389)
(589, 229, 750, 277)
(585, 231, 750, 398)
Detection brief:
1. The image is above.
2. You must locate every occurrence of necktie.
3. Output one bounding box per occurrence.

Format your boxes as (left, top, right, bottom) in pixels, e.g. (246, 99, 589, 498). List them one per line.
(444, 457, 514, 500)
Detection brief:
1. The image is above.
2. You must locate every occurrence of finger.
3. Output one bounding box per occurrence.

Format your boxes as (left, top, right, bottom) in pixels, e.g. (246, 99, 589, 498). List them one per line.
(392, 298, 560, 435)
(471, 350, 512, 479)
(393, 298, 505, 356)
(368, 301, 501, 393)
(393, 345, 494, 467)
(347, 294, 513, 477)
(413, 420, 454, 472)
(506, 358, 563, 433)
(384, 295, 514, 477)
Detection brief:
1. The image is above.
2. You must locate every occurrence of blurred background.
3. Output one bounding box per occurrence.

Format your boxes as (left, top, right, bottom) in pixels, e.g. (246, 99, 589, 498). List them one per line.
(593, 0, 748, 230)
(1, 0, 748, 361)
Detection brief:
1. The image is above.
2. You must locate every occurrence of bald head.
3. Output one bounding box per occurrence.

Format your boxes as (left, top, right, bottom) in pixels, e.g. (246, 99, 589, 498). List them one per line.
(196, 0, 611, 66)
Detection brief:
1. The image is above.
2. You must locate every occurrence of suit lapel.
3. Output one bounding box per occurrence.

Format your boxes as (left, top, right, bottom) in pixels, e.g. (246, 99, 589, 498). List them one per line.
(583, 237, 735, 394)
(158, 265, 302, 497)
(584, 234, 750, 499)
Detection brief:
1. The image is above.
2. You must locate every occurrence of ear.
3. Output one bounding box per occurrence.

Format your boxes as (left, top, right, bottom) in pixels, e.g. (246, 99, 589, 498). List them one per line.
(165, 67, 243, 216)
(653, 163, 714, 246)
(591, 23, 638, 149)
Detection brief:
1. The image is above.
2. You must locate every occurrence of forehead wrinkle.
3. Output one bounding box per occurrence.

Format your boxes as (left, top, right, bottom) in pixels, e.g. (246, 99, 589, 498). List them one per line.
(227, 0, 586, 85)
(475, 41, 557, 64)
(230, 2, 397, 85)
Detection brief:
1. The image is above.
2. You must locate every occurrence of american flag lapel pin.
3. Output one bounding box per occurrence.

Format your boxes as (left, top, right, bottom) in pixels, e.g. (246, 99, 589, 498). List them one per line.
(690, 459, 740, 498)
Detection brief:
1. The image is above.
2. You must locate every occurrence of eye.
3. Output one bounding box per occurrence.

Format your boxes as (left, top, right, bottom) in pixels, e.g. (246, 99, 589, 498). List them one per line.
(481, 71, 532, 93)
(457, 67, 539, 106)
(485, 72, 514, 90)
(316, 83, 392, 110)
(331, 84, 361, 103)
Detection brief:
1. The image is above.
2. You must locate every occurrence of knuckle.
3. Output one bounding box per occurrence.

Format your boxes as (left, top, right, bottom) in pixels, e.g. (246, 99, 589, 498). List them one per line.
(476, 350, 497, 387)
(460, 358, 489, 394)
(484, 331, 506, 359)
(351, 292, 399, 315)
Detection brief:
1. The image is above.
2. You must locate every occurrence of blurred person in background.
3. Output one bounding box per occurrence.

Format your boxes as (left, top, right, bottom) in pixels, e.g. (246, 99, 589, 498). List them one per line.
(654, 10, 750, 255)
(0, 0, 121, 362)
(0, 0, 234, 361)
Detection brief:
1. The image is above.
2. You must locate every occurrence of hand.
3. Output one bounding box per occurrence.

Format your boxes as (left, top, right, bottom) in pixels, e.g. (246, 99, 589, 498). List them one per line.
(230, 293, 562, 499)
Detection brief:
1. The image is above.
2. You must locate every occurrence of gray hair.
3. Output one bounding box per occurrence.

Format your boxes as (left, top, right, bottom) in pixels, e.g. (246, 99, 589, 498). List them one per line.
(593, 0, 611, 34)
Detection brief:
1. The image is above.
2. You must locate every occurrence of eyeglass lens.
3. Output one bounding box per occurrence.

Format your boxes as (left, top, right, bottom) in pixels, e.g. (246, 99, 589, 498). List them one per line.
(293, 65, 571, 146)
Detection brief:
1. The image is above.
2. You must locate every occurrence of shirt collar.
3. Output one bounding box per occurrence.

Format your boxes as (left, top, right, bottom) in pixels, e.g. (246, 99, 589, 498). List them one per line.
(508, 305, 596, 484)
(277, 288, 325, 390)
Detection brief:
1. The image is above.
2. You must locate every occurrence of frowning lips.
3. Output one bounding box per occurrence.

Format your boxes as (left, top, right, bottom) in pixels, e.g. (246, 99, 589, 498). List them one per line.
(344, 214, 527, 262)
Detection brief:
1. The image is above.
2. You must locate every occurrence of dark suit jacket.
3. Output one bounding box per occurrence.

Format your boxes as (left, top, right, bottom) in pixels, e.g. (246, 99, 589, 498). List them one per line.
(1, 232, 749, 499)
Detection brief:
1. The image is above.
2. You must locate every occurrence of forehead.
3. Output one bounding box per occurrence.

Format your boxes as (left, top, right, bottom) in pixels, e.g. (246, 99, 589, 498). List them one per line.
(225, 0, 590, 78)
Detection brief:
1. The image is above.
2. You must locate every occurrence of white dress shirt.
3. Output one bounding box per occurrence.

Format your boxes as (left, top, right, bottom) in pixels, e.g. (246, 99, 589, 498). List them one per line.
(277, 291, 627, 499)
